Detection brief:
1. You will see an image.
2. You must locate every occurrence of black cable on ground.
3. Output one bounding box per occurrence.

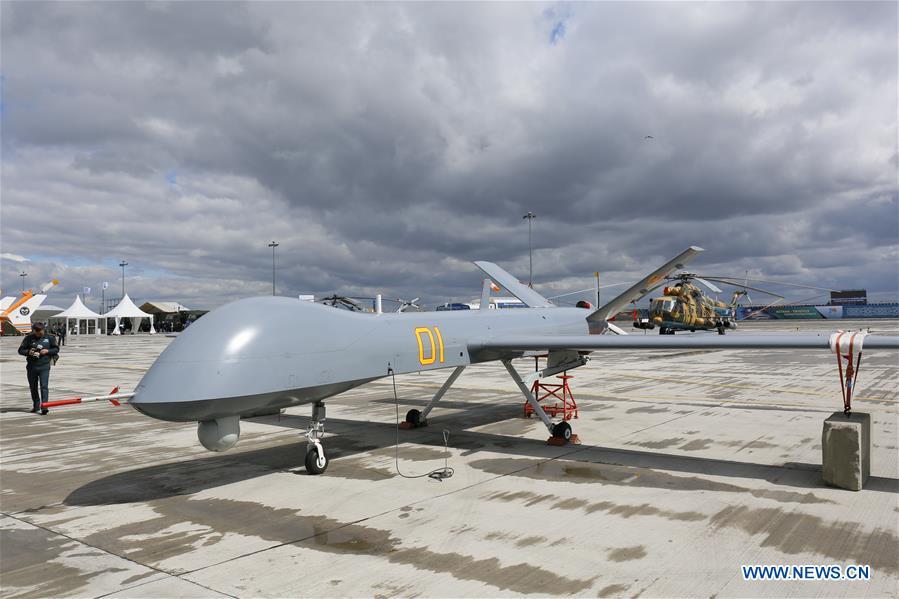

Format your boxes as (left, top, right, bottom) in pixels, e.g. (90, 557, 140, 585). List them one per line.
(388, 366, 454, 482)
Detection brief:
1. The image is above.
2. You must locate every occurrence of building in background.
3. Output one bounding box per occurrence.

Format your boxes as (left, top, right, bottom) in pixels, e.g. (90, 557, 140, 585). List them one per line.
(139, 301, 208, 332)
(830, 290, 867, 306)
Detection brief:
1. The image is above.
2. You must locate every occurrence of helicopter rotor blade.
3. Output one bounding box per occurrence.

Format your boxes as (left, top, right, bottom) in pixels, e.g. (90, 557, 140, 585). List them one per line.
(702, 277, 836, 292)
(692, 277, 723, 294)
(699, 277, 786, 298)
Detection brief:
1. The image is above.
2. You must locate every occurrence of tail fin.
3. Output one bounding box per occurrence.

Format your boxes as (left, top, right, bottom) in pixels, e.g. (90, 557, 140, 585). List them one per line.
(473, 262, 554, 308)
(1, 294, 47, 334)
(0, 279, 57, 335)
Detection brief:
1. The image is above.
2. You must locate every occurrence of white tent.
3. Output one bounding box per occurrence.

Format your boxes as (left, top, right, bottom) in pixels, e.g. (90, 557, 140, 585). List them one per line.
(51, 295, 103, 335)
(104, 294, 155, 335)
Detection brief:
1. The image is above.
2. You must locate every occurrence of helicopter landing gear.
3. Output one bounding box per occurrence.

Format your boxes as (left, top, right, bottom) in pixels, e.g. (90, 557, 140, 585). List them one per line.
(304, 401, 328, 475)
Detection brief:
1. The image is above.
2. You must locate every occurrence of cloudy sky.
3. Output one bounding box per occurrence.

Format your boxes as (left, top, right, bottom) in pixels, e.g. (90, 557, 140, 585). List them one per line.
(2, 1, 897, 311)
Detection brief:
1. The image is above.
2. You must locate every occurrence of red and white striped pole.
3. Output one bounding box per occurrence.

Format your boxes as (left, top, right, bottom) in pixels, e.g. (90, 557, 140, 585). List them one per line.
(41, 386, 134, 409)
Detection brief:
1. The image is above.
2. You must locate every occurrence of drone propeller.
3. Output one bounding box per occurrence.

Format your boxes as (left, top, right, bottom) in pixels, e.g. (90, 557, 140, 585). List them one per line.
(396, 297, 422, 312)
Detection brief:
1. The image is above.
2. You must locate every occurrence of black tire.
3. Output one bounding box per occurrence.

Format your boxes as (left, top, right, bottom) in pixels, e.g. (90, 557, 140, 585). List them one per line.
(405, 408, 422, 426)
(659, 327, 667, 335)
(717, 326, 725, 335)
(305, 446, 328, 475)
(552, 421, 572, 440)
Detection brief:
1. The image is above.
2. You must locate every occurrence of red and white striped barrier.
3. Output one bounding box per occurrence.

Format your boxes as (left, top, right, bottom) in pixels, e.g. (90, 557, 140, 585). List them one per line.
(829, 331, 867, 415)
(41, 386, 134, 409)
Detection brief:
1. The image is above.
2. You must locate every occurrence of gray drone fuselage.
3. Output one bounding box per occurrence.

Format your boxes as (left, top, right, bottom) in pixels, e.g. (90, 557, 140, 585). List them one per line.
(131, 297, 588, 423)
(129, 250, 899, 460)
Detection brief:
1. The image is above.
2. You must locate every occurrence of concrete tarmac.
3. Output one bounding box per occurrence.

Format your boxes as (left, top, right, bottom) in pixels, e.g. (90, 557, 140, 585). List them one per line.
(1, 320, 897, 598)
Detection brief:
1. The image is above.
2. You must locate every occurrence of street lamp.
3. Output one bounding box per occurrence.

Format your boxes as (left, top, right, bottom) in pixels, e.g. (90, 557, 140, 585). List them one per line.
(522, 211, 536, 287)
(119, 259, 128, 299)
(268, 241, 279, 296)
(19, 271, 27, 292)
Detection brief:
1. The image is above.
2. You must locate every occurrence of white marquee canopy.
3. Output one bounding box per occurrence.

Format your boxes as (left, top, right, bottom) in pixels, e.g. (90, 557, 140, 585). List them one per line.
(51, 295, 103, 335)
(104, 294, 155, 335)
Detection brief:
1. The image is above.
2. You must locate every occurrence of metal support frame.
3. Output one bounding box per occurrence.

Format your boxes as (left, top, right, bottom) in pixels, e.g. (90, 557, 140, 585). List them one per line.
(502, 359, 554, 433)
(421, 365, 466, 422)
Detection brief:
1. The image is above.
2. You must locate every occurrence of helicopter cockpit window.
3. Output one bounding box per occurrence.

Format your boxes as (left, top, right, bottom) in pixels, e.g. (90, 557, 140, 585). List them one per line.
(652, 299, 674, 312)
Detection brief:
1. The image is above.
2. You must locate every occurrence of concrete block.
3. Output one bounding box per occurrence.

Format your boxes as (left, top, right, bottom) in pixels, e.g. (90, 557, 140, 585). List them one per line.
(822, 412, 870, 491)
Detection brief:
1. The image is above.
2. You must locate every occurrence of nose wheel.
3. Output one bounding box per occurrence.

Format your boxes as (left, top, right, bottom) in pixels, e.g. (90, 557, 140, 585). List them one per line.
(305, 443, 328, 474)
(304, 401, 329, 475)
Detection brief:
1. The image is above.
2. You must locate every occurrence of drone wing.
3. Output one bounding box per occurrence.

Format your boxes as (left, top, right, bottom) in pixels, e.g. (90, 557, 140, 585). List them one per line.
(470, 333, 899, 352)
(587, 246, 704, 326)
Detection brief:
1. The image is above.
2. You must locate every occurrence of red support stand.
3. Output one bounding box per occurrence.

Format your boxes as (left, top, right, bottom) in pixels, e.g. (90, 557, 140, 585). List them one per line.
(525, 373, 579, 421)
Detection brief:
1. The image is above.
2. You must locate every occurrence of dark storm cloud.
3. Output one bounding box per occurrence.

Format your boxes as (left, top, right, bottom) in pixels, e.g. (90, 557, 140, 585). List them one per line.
(1, 1, 896, 308)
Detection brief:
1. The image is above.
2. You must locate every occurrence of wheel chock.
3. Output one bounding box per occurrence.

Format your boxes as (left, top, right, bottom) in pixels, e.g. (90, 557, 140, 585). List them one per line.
(399, 420, 428, 430)
(546, 434, 581, 446)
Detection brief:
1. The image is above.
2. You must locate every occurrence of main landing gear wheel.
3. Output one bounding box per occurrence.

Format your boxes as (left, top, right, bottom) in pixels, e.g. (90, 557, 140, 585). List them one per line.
(405, 408, 422, 426)
(305, 445, 328, 475)
(552, 421, 572, 440)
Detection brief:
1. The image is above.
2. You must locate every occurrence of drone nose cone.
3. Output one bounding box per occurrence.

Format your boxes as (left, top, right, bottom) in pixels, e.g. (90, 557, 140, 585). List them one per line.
(132, 299, 279, 417)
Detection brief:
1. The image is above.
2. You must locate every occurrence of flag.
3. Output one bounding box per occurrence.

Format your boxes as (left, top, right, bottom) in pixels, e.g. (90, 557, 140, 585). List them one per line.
(83, 287, 91, 295)
(102, 281, 109, 290)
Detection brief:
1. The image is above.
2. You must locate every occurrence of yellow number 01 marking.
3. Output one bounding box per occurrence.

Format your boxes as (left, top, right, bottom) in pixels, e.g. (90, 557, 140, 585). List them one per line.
(415, 326, 445, 365)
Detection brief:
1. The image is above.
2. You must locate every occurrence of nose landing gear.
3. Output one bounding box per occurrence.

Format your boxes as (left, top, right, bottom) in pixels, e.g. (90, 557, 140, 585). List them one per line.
(304, 401, 328, 475)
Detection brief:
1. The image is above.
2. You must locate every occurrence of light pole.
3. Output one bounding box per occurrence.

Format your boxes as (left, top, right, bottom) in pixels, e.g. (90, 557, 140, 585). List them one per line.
(268, 241, 279, 296)
(19, 271, 27, 292)
(522, 211, 536, 287)
(119, 259, 128, 299)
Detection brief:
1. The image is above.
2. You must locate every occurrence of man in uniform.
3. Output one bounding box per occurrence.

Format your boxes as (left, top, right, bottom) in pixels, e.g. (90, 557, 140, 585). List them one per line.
(18, 322, 60, 415)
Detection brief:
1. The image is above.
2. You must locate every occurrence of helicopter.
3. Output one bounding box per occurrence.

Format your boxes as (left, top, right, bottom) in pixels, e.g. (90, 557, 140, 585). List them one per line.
(632, 273, 785, 335)
(319, 294, 423, 313)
